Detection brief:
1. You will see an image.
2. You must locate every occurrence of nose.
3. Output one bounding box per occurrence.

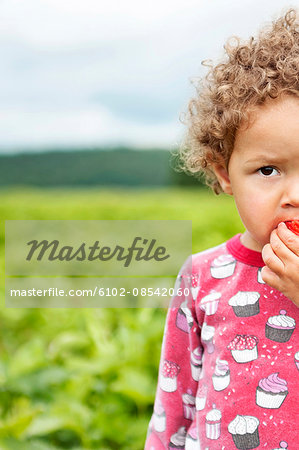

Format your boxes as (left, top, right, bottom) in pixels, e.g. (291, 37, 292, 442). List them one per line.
(281, 174, 299, 209)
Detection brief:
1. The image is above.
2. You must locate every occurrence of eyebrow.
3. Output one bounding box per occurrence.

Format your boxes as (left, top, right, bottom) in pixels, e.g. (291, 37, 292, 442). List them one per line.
(244, 155, 285, 164)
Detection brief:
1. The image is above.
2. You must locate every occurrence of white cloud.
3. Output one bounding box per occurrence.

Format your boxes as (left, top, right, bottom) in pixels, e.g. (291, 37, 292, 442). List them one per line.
(0, 0, 296, 151)
(0, 0, 205, 48)
(0, 105, 181, 151)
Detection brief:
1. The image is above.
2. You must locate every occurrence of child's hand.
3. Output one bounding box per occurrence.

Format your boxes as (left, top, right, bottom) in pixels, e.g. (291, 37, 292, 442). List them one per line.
(261, 222, 299, 308)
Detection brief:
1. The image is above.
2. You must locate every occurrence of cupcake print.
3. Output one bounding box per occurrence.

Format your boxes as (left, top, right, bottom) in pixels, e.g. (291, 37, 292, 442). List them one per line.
(196, 384, 208, 411)
(256, 373, 288, 409)
(169, 426, 187, 449)
(212, 359, 230, 391)
(176, 299, 194, 333)
(201, 323, 215, 354)
(185, 426, 200, 450)
(205, 404, 221, 440)
(145, 430, 164, 448)
(228, 415, 260, 450)
(295, 351, 299, 370)
(174, 275, 183, 297)
(199, 292, 221, 315)
(265, 310, 296, 343)
(227, 335, 258, 363)
(191, 273, 200, 301)
(190, 346, 203, 381)
(257, 267, 265, 284)
(174, 274, 191, 301)
(210, 254, 236, 279)
(153, 399, 166, 432)
(228, 291, 260, 317)
(272, 441, 288, 450)
(160, 360, 180, 392)
(182, 388, 196, 420)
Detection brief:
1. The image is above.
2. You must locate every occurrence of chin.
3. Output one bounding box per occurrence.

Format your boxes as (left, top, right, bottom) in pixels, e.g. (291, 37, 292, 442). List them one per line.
(257, 234, 269, 247)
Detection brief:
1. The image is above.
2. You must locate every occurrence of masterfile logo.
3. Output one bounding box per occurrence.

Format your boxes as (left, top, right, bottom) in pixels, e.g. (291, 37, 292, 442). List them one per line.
(5, 220, 192, 308)
(6, 220, 190, 276)
(26, 236, 170, 267)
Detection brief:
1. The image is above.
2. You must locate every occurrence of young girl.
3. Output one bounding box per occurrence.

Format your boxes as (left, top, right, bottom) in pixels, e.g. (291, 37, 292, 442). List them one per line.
(145, 9, 299, 450)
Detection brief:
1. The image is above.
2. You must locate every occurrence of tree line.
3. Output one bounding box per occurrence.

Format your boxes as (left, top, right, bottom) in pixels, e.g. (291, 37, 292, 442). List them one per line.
(0, 147, 203, 187)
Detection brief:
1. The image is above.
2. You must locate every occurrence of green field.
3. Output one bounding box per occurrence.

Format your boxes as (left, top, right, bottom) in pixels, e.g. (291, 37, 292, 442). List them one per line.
(0, 187, 243, 449)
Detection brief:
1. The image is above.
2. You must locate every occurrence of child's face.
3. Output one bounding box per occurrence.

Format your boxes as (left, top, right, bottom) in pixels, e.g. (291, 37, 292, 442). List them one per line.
(214, 95, 299, 252)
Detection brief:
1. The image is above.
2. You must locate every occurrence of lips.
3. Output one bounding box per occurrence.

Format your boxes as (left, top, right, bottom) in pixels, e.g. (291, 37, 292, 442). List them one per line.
(284, 220, 299, 236)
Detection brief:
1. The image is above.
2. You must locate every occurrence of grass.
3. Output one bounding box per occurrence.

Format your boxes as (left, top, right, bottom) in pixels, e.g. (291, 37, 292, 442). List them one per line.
(0, 187, 244, 449)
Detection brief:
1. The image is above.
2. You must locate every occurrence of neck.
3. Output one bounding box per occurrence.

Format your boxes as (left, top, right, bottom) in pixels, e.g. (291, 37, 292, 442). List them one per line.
(240, 231, 263, 252)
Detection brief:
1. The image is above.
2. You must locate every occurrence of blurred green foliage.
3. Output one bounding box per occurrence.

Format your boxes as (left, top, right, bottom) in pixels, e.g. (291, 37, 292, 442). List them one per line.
(0, 149, 201, 188)
(0, 187, 243, 449)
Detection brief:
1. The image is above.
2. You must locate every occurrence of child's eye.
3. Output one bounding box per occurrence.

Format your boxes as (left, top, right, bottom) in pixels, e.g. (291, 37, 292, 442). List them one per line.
(258, 166, 279, 177)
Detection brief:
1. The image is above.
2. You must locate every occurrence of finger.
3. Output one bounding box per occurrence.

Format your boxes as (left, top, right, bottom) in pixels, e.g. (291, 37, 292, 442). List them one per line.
(260, 266, 282, 291)
(269, 229, 290, 263)
(277, 222, 299, 256)
(262, 243, 284, 275)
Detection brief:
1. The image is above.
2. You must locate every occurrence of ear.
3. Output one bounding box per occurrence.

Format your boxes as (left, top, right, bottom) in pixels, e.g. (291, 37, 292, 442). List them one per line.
(212, 163, 233, 195)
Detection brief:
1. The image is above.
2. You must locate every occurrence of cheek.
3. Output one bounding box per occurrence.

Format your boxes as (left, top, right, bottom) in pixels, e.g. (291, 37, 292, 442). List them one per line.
(233, 189, 273, 232)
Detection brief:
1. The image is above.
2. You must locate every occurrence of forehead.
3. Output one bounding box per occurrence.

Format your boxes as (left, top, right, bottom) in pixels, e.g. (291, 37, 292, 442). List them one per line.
(233, 95, 299, 157)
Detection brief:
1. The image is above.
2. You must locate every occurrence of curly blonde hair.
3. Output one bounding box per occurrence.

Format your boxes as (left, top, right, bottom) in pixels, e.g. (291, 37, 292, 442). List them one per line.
(177, 8, 299, 193)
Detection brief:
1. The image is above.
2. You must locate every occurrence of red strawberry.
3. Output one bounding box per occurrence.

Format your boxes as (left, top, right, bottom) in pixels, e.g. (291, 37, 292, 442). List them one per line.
(285, 220, 299, 236)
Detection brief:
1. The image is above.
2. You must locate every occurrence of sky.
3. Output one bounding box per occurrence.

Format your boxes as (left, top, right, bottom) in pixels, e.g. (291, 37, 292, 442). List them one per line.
(0, 0, 297, 152)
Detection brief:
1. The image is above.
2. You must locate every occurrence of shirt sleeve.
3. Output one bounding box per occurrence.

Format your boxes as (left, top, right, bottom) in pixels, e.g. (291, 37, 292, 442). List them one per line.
(144, 263, 204, 449)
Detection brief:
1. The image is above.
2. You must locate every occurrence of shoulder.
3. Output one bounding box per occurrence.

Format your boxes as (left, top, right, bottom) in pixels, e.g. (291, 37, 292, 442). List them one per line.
(192, 241, 230, 273)
(177, 237, 238, 283)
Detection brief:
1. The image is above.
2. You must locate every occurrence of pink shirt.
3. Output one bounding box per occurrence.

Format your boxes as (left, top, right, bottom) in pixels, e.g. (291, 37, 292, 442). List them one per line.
(145, 234, 298, 450)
